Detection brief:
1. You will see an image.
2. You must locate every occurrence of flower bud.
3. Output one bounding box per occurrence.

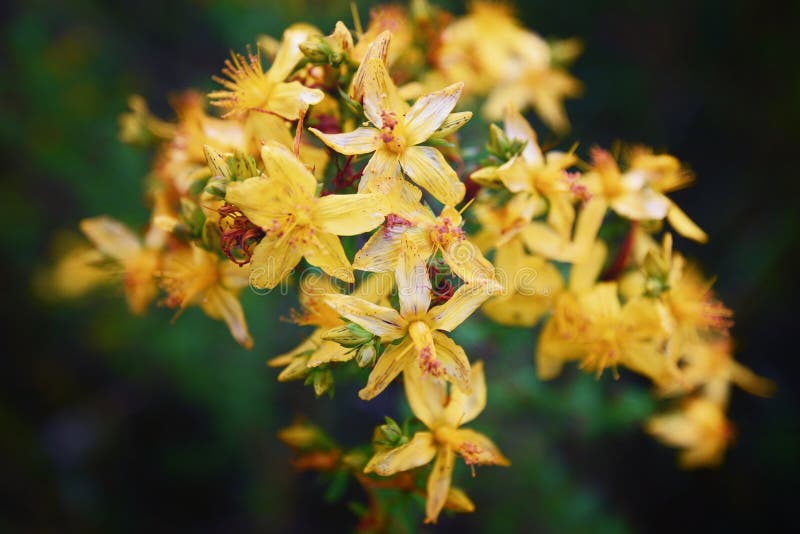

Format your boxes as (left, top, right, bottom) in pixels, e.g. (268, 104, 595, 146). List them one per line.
(312, 369, 334, 397)
(355, 343, 377, 368)
(323, 323, 374, 348)
(203, 145, 232, 179)
(444, 487, 476, 513)
(277, 354, 311, 382)
(299, 36, 334, 63)
(278, 421, 326, 449)
(375, 416, 405, 446)
(204, 176, 227, 199)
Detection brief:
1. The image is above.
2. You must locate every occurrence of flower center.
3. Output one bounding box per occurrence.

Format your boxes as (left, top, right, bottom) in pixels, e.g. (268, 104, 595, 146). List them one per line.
(380, 110, 406, 153)
(430, 216, 464, 248)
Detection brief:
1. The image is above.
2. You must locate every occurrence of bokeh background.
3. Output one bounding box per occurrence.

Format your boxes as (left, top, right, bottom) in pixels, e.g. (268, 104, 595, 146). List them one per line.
(2, 0, 798, 531)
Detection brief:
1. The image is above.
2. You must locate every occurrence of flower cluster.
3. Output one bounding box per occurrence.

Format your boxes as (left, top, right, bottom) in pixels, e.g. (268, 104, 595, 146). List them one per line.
(48, 1, 772, 526)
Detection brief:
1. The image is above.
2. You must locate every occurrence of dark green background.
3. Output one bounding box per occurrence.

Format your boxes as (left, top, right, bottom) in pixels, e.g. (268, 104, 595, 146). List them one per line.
(2, 0, 797, 532)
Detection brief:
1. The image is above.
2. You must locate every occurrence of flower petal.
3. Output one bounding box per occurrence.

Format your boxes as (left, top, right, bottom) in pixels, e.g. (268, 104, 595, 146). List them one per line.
(200, 286, 253, 349)
(536, 316, 584, 380)
(432, 332, 471, 394)
(225, 176, 291, 228)
(364, 431, 436, 475)
(304, 232, 354, 283)
(569, 239, 607, 292)
(448, 428, 510, 466)
(261, 142, 317, 198)
(399, 145, 465, 206)
(404, 82, 464, 146)
(403, 362, 447, 428)
(308, 126, 380, 155)
(353, 225, 404, 273)
(358, 148, 401, 189)
(441, 238, 497, 284)
(362, 58, 407, 128)
(359, 337, 415, 400)
(350, 30, 391, 102)
(612, 189, 670, 221)
(430, 111, 473, 139)
(503, 107, 544, 165)
(80, 216, 141, 262)
(266, 24, 320, 84)
(267, 81, 324, 121)
(667, 202, 707, 243)
(307, 339, 355, 367)
(269, 331, 319, 366)
(444, 360, 486, 427)
(313, 193, 387, 236)
(425, 446, 455, 525)
(322, 294, 405, 339)
(428, 282, 498, 332)
(397, 234, 431, 318)
(248, 236, 303, 289)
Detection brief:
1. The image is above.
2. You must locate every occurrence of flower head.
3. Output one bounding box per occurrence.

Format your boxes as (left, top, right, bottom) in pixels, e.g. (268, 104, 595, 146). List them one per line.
(364, 361, 509, 524)
(311, 56, 469, 205)
(209, 24, 324, 119)
(324, 235, 499, 399)
(225, 142, 388, 288)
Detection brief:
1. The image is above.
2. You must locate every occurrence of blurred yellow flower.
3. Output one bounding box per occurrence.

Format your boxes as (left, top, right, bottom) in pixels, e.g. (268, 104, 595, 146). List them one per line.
(209, 24, 324, 119)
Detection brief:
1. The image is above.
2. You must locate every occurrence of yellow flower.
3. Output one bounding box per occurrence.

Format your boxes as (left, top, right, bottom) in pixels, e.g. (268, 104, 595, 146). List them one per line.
(352, 178, 496, 284)
(586, 147, 707, 242)
(267, 271, 394, 378)
(310, 57, 469, 206)
(224, 142, 388, 288)
(245, 112, 329, 179)
(324, 235, 499, 400)
(482, 239, 563, 327)
(157, 91, 248, 194)
(352, 5, 412, 66)
(482, 66, 582, 133)
(436, 2, 581, 131)
(471, 191, 545, 253)
(519, 195, 608, 263)
(158, 244, 253, 349)
(40, 238, 112, 300)
(646, 397, 732, 468)
(209, 24, 324, 119)
(471, 108, 579, 237)
(79, 216, 161, 315)
(364, 361, 509, 524)
(536, 242, 677, 385)
(437, 2, 548, 95)
(658, 338, 775, 402)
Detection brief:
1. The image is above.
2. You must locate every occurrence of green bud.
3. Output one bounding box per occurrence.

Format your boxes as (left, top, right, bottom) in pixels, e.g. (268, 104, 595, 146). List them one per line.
(323, 323, 374, 348)
(203, 145, 231, 179)
(642, 250, 668, 278)
(229, 151, 259, 180)
(355, 343, 377, 368)
(644, 275, 670, 298)
(277, 354, 311, 382)
(487, 123, 527, 161)
(312, 369, 334, 397)
(299, 36, 334, 63)
(204, 176, 227, 199)
(377, 416, 403, 444)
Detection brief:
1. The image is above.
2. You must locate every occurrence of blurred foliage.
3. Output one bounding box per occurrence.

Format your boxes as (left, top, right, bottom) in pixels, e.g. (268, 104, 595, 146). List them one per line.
(1, 0, 798, 532)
